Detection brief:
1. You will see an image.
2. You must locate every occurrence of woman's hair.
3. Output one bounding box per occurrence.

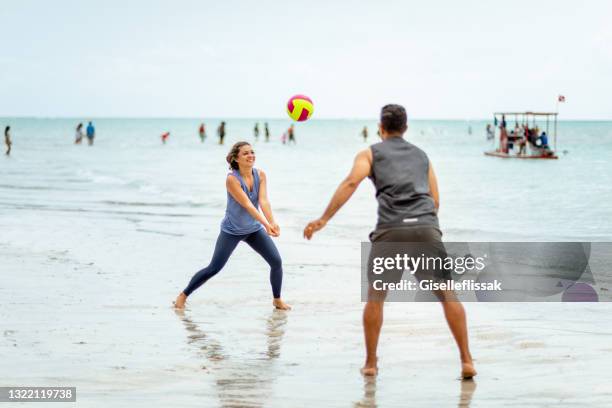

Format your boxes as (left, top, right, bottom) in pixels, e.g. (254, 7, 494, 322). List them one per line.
(4, 126, 9, 134)
(226, 141, 251, 170)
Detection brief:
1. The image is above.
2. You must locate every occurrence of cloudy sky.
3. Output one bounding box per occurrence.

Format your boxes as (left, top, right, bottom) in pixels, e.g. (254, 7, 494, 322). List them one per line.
(1, 0, 611, 119)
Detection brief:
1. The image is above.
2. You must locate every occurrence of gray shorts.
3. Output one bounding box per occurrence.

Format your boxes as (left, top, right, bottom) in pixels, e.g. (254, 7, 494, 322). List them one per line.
(367, 225, 450, 287)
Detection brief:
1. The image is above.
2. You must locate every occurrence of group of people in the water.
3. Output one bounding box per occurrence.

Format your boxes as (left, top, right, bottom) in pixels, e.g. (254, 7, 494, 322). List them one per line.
(173, 104, 477, 380)
(4, 121, 373, 154)
(74, 122, 96, 145)
(487, 115, 553, 156)
(160, 122, 296, 145)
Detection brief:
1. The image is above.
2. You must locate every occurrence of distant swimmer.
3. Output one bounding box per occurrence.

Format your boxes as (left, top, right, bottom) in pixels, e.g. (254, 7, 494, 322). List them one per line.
(254, 122, 260, 141)
(4, 126, 12, 156)
(161, 131, 170, 144)
(218, 121, 226, 145)
(173, 141, 290, 311)
(361, 126, 368, 142)
(287, 124, 296, 144)
(199, 123, 206, 142)
(264, 122, 270, 142)
(468, 125, 472, 135)
(486, 124, 494, 140)
(304, 104, 476, 379)
(86, 121, 95, 146)
(75, 123, 84, 144)
(281, 132, 287, 144)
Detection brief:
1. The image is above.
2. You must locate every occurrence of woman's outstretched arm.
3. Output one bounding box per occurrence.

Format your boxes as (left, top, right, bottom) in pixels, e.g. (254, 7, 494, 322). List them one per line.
(257, 170, 280, 235)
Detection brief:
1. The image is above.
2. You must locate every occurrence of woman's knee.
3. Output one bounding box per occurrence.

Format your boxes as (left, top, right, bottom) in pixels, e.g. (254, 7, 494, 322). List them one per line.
(269, 253, 282, 270)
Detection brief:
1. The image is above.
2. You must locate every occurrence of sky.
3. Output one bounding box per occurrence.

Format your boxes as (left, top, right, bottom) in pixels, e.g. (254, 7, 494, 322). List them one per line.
(1, 0, 611, 119)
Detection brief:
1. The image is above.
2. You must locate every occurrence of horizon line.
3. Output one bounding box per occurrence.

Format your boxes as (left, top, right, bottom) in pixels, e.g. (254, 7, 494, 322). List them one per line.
(1, 115, 611, 122)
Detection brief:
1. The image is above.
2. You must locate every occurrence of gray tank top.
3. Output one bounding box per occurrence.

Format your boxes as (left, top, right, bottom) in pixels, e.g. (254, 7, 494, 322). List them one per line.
(369, 137, 439, 229)
(220, 168, 263, 235)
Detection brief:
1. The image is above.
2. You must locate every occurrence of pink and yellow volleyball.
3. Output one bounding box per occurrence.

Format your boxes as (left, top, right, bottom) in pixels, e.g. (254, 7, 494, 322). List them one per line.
(286, 94, 314, 122)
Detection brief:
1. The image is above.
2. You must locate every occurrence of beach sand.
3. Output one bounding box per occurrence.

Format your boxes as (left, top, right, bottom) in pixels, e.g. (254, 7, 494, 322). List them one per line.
(2, 218, 612, 407)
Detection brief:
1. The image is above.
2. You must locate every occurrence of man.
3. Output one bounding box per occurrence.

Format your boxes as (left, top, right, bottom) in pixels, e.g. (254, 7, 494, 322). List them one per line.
(254, 122, 260, 141)
(199, 123, 206, 142)
(287, 124, 295, 144)
(361, 126, 368, 142)
(86, 121, 95, 146)
(304, 104, 476, 378)
(218, 121, 226, 145)
(264, 122, 270, 142)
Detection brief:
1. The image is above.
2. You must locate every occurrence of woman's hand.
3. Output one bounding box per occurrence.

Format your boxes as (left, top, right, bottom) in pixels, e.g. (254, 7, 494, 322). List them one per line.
(303, 218, 327, 240)
(270, 222, 281, 237)
(264, 222, 280, 237)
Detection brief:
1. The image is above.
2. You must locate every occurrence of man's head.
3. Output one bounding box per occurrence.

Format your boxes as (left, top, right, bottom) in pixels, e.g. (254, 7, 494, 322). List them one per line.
(379, 104, 407, 138)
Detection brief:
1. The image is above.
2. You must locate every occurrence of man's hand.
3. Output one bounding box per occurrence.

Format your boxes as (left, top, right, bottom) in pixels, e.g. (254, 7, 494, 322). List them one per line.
(303, 218, 327, 240)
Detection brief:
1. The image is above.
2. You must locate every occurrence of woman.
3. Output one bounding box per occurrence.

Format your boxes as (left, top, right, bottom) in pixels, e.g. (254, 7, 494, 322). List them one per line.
(75, 123, 84, 144)
(174, 141, 290, 310)
(4, 126, 11, 156)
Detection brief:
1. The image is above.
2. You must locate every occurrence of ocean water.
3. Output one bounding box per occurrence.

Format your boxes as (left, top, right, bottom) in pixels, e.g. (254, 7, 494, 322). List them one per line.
(2, 118, 612, 242)
(2, 118, 612, 407)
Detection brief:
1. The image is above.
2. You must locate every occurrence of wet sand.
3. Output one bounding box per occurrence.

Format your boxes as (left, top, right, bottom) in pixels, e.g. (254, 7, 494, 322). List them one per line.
(2, 218, 612, 407)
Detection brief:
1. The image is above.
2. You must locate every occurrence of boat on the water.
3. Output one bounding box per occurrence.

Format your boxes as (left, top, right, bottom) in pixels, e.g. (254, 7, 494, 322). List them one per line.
(484, 112, 558, 159)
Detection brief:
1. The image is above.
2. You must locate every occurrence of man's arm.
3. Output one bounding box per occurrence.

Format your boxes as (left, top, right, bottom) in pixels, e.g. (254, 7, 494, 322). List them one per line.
(304, 148, 372, 239)
(428, 162, 440, 212)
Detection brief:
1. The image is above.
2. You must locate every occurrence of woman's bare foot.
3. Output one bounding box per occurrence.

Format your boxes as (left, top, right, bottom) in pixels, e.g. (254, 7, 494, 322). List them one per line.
(461, 362, 477, 379)
(273, 298, 291, 310)
(360, 357, 378, 376)
(173, 293, 187, 309)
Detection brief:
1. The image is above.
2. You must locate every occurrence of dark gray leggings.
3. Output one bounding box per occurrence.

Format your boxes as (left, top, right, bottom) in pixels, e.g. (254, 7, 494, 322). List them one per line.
(183, 229, 283, 298)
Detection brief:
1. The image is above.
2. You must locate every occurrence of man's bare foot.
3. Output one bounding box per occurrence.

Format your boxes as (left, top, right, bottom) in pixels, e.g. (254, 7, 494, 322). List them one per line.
(360, 366, 378, 376)
(360, 357, 378, 376)
(173, 293, 187, 309)
(461, 362, 477, 379)
(273, 298, 291, 310)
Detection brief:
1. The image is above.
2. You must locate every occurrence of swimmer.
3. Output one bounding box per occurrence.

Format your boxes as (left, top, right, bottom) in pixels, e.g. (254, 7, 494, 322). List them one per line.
(199, 123, 206, 142)
(254, 122, 260, 141)
(218, 121, 226, 145)
(361, 126, 368, 142)
(264, 122, 270, 142)
(161, 131, 170, 144)
(4, 126, 12, 156)
(287, 124, 296, 144)
(86, 121, 95, 146)
(75, 123, 84, 144)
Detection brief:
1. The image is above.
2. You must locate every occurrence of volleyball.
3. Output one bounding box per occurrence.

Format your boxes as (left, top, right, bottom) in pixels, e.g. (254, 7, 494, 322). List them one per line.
(287, 94, 314, 122)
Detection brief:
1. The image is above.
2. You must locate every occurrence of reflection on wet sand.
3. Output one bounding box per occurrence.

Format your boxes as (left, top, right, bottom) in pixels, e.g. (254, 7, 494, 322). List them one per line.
(176, 309, 288, 407)
(354, 376, 377, 408)
(353, 377, 477, 408)
(458, 379, 477, 407)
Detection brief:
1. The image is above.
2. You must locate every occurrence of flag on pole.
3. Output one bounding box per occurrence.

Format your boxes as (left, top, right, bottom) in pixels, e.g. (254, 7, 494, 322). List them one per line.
(558, 95, 566, 103)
